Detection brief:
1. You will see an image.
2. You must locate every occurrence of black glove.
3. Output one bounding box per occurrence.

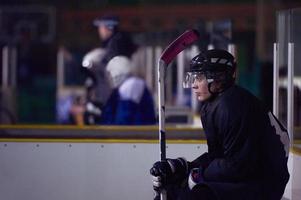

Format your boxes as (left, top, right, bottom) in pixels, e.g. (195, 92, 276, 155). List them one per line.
(150, 157, 189, 191)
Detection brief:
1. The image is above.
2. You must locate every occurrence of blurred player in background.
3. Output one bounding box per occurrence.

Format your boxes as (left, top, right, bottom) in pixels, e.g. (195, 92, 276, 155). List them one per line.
(93, 15, 137, 66)
(80, 15, 138, 125)
(101, 56, 156, 125)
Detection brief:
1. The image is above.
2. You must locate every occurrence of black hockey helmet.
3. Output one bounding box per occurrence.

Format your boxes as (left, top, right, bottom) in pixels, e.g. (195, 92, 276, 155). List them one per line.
(183, 49, 236, 93)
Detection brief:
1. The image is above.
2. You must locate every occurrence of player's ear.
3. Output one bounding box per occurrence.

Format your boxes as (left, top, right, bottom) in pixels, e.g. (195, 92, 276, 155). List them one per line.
(210, 81, 223, 93)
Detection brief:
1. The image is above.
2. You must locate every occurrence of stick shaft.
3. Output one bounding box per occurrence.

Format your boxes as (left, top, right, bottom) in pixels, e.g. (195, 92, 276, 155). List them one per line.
(158, 60, 167, 200)
(158, 59, 166, 162)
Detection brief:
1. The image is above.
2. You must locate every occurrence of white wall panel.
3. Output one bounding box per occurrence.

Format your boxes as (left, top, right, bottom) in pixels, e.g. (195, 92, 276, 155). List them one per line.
(0, 142, 207, 200)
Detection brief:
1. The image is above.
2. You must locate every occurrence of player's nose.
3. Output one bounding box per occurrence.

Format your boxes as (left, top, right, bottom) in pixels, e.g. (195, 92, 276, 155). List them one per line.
(192, 81, 198, 89)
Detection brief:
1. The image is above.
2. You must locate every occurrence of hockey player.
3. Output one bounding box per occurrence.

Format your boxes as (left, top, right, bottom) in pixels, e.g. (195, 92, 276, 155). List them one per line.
(150, 49, 290, 200)
(101, 56, 156, 125)
(93, 15, 137, 66)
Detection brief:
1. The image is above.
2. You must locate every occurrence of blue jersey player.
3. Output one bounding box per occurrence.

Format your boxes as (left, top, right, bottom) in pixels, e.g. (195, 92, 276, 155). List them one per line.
(101, 56, 156, 125)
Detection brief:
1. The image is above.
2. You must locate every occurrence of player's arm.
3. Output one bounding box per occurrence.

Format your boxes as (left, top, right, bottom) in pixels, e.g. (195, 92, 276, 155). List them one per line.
(189, 152, 212, 170)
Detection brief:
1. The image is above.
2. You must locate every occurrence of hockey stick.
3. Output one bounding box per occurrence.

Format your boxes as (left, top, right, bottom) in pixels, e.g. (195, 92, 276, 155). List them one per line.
(157, 29, 200, 200)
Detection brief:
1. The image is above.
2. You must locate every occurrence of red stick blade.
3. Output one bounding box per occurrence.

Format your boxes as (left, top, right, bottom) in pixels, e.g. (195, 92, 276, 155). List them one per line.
(160, 29, 200, 65)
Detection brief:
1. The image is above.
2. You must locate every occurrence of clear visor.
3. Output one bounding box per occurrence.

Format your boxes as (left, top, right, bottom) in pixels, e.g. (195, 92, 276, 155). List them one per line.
(183, 72, 207, 88)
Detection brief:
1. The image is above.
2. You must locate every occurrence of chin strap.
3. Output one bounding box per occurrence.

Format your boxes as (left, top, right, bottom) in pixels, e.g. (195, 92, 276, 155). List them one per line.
(207, 79, 234, 96)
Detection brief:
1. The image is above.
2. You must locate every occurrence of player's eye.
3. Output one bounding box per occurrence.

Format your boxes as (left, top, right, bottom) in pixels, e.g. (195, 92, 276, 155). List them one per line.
(194, 73, 206, 81)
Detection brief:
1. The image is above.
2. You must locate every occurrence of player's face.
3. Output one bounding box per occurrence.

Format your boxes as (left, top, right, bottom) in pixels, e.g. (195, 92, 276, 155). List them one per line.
(98, 25, 112, 40)
(191, 74, 212, 102)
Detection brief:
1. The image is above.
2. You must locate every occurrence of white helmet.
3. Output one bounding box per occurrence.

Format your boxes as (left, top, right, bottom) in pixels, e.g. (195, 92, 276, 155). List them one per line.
(82, 48, 106, 69)
(106, 56, 133, 88)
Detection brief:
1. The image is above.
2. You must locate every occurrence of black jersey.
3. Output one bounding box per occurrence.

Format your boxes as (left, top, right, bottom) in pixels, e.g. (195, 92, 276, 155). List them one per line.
(191, 85, 289, 200)
(100, 31, 137, 66)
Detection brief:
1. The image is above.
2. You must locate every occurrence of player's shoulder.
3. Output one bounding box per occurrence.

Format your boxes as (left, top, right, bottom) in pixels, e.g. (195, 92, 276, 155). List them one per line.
(111, 31, 130, 41)
(222, 85, 258, 102)
(217, 85, 262, 112)
(118, 77, 146, 103)
(121, 76, 145, 88)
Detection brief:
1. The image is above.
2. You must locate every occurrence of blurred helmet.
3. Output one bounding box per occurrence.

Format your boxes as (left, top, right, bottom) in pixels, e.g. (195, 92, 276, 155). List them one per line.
(183, 49, 236, 93)
(93, 15, 120, 31)
(106, 56, 133, 88)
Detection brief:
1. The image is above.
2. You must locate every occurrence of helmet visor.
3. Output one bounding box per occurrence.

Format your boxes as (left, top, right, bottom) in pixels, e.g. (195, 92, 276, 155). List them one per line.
(183, 72, 207, 88)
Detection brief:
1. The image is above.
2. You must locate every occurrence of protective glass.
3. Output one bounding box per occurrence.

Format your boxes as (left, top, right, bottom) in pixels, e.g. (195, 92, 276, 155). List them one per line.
(183, 72, 208, 88)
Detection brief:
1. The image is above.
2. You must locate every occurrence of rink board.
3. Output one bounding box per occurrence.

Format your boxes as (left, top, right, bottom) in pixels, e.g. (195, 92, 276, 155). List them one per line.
(0, 140, 206, 200)
(0, 140, 300, 200)
(0, 124, 300, 200)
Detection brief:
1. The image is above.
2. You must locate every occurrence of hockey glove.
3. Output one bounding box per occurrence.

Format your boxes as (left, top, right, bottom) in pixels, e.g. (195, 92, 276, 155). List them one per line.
(150, 157, 189, 191)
